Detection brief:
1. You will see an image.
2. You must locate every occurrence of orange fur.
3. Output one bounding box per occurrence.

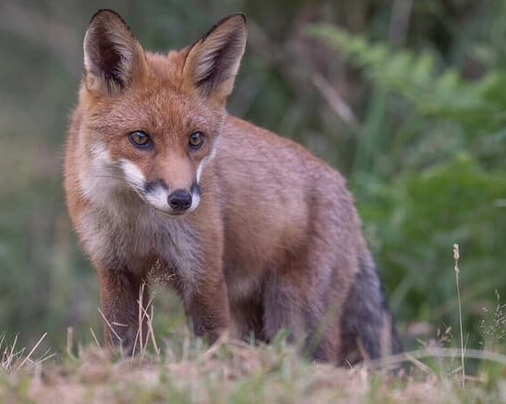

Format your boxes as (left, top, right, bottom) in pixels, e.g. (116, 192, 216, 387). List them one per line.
(64, 10, 400, 362)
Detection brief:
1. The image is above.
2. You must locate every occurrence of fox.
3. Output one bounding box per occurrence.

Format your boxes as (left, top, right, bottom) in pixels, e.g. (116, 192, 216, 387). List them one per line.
(64, 9, 401, 364)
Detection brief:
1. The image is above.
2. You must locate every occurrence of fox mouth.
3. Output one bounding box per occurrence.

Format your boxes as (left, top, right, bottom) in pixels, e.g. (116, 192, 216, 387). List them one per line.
(153, 207, 187, 217)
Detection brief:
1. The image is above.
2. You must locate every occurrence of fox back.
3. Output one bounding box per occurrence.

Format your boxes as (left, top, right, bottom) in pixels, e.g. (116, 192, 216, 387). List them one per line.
(64, 9, 401, 363)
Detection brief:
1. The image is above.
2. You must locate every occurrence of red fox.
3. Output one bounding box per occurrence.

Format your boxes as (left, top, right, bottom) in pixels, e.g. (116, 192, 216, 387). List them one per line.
(64, 9, 401, 363)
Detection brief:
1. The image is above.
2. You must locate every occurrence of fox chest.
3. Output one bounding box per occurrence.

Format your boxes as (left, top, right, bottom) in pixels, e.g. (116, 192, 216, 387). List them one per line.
(77, 203, 202, 283)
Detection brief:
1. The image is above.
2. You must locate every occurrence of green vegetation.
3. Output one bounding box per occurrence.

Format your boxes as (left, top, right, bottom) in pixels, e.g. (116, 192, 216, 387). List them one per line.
(2, 333, 506, 403)
(308, 4, 506, 346)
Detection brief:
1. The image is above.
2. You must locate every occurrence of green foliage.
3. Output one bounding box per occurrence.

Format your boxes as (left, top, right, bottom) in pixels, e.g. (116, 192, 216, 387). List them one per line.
(308, 22, 506, 166)
(309, 16, 506, 347)
(361, 155, 506, 336)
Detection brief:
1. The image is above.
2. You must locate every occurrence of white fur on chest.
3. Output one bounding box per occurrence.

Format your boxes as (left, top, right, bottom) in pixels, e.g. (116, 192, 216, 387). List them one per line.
(76, 140, 202, 289)
(79, 190, 202, 288)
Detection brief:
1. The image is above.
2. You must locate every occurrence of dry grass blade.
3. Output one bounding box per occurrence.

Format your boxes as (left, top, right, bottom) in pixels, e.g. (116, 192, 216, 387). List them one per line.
(132, 283, 157, 361)
(453, 243, 465, 387)
(90, 327, 102, 351)
(405, 353, 434, 375)
(311, 73, 359, 129)
(98, 308, 122, 352)
(139, 303, 159, 358)
(367, 347, 506, 370)
(66, 326, 77, 360)
(15, 332, 47, 372)
(1, 333, 22, 372)
(137, 283, 146, 358)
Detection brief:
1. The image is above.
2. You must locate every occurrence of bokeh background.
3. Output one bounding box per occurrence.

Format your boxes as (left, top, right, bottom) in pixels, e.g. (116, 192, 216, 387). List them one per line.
(1, 0, 506, 351)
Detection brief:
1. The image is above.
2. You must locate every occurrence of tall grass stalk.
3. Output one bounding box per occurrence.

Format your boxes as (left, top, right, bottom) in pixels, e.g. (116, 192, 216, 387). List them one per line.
(453, 243, 465, 386)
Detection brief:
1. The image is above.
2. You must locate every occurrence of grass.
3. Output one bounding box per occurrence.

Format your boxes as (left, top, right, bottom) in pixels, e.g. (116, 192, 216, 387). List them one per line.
(2, 245, 506, 404)
(1, 334, 506, 404)
(1, 333, 53, 374)
(453, 243, 466, 387)
(3, 320, 506, 403)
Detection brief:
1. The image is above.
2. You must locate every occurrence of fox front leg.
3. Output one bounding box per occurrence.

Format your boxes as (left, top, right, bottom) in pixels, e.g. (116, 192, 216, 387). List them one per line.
(183, 269, 231, 344)
(97, 268, 150, 355)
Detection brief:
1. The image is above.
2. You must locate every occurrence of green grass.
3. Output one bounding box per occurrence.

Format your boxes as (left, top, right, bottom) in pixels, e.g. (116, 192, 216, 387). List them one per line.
(1, 328, 506, 404)
(1, 233, 506, 404)
(3, 257, 506, 404)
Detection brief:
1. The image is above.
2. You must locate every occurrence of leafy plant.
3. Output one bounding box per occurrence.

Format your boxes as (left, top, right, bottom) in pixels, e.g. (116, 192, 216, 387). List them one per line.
(309, 20, 506, 347)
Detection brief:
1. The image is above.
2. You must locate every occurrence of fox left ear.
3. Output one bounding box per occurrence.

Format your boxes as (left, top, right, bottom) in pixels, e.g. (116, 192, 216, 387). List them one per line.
(183, 13, 247, 104)
(83, 9, 147, 96)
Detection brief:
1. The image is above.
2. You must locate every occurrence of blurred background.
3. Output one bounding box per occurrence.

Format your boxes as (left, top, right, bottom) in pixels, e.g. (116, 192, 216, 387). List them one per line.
(1, 0, 506, 352)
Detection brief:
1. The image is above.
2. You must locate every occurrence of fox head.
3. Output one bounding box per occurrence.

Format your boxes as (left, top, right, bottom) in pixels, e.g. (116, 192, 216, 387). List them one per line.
(77, 9, 247, 216)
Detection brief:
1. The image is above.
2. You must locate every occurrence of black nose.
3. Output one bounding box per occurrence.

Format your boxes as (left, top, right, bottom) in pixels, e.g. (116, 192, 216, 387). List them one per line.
(168, 189, 192, 211)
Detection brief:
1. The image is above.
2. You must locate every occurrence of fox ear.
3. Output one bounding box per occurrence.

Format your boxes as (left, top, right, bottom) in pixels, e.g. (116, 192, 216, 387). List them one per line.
(83, 9, 146, 95)
(183, 13, 247, 104)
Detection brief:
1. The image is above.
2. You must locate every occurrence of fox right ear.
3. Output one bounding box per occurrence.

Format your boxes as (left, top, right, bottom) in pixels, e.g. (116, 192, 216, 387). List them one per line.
(83, 9, 147, 95)
(182, 14, 247, 105)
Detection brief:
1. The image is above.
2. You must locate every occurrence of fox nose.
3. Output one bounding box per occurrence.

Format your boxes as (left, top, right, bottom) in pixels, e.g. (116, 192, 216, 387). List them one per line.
(168, 189, 192, 211)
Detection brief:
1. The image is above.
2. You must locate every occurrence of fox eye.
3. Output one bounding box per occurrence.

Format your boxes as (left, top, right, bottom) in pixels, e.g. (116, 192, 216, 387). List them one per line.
(189, 132, 204, 149)
(128, 131, 151, 148)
